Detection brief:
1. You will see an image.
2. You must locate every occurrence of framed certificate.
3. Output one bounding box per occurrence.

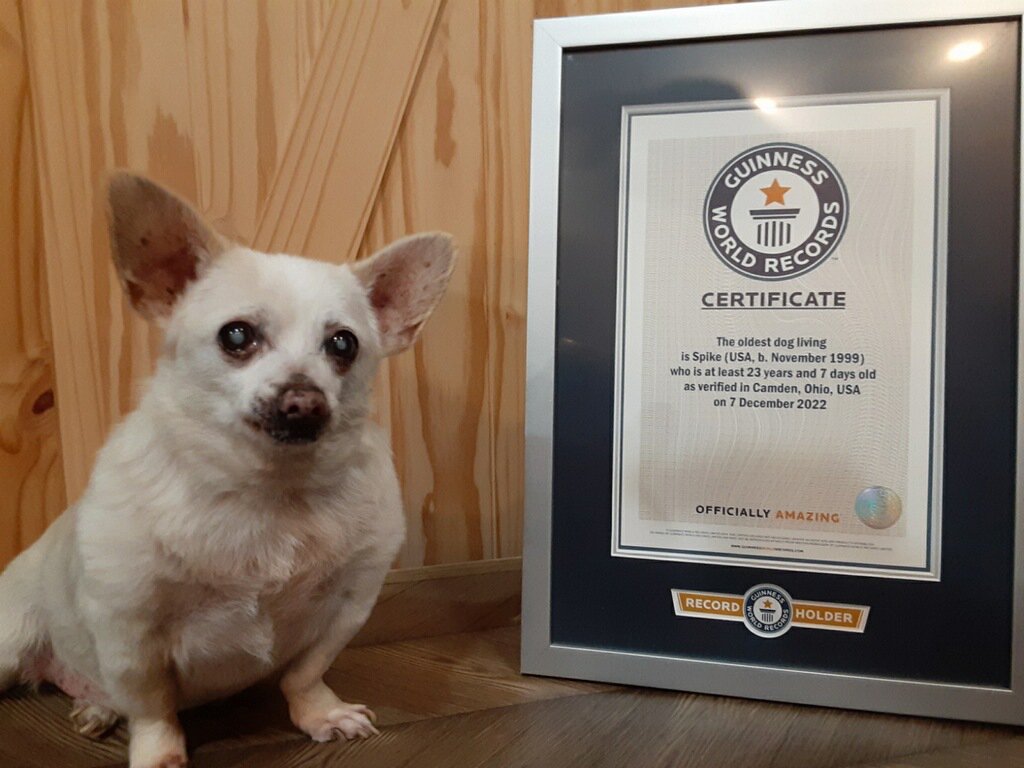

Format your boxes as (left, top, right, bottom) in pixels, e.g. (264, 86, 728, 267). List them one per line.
(522, 0, 1024, 723)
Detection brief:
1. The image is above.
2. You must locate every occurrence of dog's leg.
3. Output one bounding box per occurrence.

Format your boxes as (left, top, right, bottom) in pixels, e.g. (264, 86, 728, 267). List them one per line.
(279, 561, 390, 742)
(89, 618, 186, 768)
(118, 677, 183, 767)
(0, 553, 44, 692)
(127, 717, 187, 768)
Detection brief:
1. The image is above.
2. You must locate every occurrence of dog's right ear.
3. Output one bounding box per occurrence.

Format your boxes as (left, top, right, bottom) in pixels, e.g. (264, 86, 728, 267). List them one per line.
(106, 172, 225, 320)
(352, 233, 456, 356)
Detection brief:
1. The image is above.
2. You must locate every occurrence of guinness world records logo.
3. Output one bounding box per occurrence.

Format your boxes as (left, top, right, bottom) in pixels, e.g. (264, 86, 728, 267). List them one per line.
(742, 584, 793, 638)
(703, 142, 849, 280)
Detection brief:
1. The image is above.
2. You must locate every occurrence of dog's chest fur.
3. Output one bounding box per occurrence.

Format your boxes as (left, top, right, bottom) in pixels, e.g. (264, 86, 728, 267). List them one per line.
(153, 481, 396, 704)
(162, 553, 343, 704)
(71, 419, 403, 707)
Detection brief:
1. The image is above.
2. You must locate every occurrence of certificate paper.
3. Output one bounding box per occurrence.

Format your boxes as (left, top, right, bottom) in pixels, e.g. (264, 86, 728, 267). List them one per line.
(612, 92, 947, 579)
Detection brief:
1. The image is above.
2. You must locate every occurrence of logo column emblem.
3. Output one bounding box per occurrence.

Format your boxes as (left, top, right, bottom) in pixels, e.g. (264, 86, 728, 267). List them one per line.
(703, 142, 849, 280)
(742, 584, 794, 638)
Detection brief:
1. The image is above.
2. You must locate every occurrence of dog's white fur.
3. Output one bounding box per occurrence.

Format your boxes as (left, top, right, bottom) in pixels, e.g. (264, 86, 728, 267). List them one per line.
(0, 173, 455, 768)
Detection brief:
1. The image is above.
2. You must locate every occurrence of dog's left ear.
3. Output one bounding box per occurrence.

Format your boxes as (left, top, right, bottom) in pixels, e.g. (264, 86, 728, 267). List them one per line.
(106, 171, 226, 320)
(352, 232, 456, 356)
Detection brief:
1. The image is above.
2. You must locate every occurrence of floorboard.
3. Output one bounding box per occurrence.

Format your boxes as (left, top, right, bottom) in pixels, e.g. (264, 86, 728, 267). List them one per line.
(856, 737, 1024, 768)
(194, 690, 1011, 768)
(0, 626, 1020, 768)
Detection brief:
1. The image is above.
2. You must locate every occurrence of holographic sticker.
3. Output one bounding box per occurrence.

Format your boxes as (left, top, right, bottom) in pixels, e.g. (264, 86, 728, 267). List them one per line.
(855, 486, 902, 529)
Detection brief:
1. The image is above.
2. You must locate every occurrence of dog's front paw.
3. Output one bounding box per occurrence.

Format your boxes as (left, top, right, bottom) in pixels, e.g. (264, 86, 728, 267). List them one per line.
(131, 750, 187, 768)
(128, 717, 187, 768)
(70, 699, 120, 739)
(299, 702, 379, 742)
(143, 757, 186, 768)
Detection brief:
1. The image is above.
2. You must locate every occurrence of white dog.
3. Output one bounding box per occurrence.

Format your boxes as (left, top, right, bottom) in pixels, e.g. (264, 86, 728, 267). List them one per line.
(0, 173, 455, 768)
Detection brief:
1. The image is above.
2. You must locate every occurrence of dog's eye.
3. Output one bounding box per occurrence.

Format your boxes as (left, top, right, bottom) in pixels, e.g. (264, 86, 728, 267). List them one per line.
(217, 321, 259, 358)
(324, 330, 358, 364)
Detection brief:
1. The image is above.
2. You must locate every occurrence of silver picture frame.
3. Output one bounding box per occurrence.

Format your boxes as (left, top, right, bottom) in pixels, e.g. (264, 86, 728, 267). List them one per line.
(522, 0, 1024, 724)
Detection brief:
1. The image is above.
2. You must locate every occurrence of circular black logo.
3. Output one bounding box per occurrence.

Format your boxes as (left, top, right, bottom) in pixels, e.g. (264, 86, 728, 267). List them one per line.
(703, 142, 849, 281)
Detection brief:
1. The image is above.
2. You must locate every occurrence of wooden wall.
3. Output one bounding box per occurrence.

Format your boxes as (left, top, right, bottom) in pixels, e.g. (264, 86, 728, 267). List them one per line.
(1, 0, 730, 572)
(0, 0, 65, 569)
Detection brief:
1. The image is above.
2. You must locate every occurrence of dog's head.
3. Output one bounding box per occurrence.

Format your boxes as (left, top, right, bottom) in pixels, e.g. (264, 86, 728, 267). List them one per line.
(107, 172, 455, 449)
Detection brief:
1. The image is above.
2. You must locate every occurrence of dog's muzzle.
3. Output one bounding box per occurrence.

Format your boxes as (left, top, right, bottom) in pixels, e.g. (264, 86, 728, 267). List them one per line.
(262, 377, 331, 445)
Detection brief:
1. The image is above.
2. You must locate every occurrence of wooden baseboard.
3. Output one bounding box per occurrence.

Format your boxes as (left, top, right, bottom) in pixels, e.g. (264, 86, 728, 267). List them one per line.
(350, 557, 522, 647)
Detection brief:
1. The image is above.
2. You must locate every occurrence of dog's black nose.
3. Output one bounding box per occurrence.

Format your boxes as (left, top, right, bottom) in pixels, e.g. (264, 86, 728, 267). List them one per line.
(269, 380, 330, 444)
(279, 387, 329, 421)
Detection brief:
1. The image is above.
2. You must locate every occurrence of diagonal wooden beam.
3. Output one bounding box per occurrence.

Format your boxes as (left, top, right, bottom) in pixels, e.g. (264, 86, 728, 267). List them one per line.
(253, 0, 443, 264)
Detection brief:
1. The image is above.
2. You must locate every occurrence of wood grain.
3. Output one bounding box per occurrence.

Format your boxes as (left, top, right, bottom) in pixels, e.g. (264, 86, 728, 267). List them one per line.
(0, 689, 126, 768)
(183, 0, 332, 246)
(23, 0, 202, 497)
(359, 0, 739, 566)
(252, 0, 442, 263)
(534, 0, 735, 17)
(0, 0, 65, 570)
(197, 685, 1010, 768)
(11, 0, 739, 573)
(328, 626, 610, 728)
(858, 738, 1024, 768)
(1, 626, 1018, 768)
(350, 557, 522, 647)
(359, 0, 534, 565)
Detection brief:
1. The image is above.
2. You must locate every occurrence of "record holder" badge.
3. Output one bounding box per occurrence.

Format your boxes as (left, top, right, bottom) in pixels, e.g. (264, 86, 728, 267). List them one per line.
(671, 585, 870, 637)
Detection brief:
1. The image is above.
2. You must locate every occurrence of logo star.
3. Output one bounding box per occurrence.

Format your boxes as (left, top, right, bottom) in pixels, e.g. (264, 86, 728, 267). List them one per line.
(760, 178, 790, 206)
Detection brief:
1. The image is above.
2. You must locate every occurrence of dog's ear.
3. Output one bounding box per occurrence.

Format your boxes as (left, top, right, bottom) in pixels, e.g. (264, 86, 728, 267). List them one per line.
(352, 232, 456, 356)
(106, 171, 225, 320)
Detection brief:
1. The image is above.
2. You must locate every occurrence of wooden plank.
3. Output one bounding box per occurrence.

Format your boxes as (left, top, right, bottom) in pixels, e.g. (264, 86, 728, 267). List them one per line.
(184, 0, 331, 244)
(0, 0, 65, 569)
(0, 689, 126, 768)
(195, 693, 1009, 768)
(383, 555, 522, 584)
(3, 626, 1017, 768)
(22, 0, 200, 499)
(252, 0, 442, 263)
(349, 557, 522, 647)
(359, 0, 534, 567)
(327, 627, 609, 728)
(535, 0, 736, 16)
(856, 737, 1024, 768)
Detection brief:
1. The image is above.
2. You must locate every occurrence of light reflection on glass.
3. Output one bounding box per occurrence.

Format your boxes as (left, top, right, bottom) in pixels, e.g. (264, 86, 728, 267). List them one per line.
(947, 40, 984, 62)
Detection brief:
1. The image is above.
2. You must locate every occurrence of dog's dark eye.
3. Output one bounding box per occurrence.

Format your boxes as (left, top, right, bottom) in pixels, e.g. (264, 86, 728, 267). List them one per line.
(218, 321, 259, 358)
(324, 330, 358, 364)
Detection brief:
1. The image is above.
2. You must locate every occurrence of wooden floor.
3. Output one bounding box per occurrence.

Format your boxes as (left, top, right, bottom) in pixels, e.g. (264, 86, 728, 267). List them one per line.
(2, 627, 1024, 768)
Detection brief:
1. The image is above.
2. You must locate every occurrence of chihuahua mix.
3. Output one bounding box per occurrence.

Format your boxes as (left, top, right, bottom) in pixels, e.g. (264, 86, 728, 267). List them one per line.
(0, 173, 455, 767)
